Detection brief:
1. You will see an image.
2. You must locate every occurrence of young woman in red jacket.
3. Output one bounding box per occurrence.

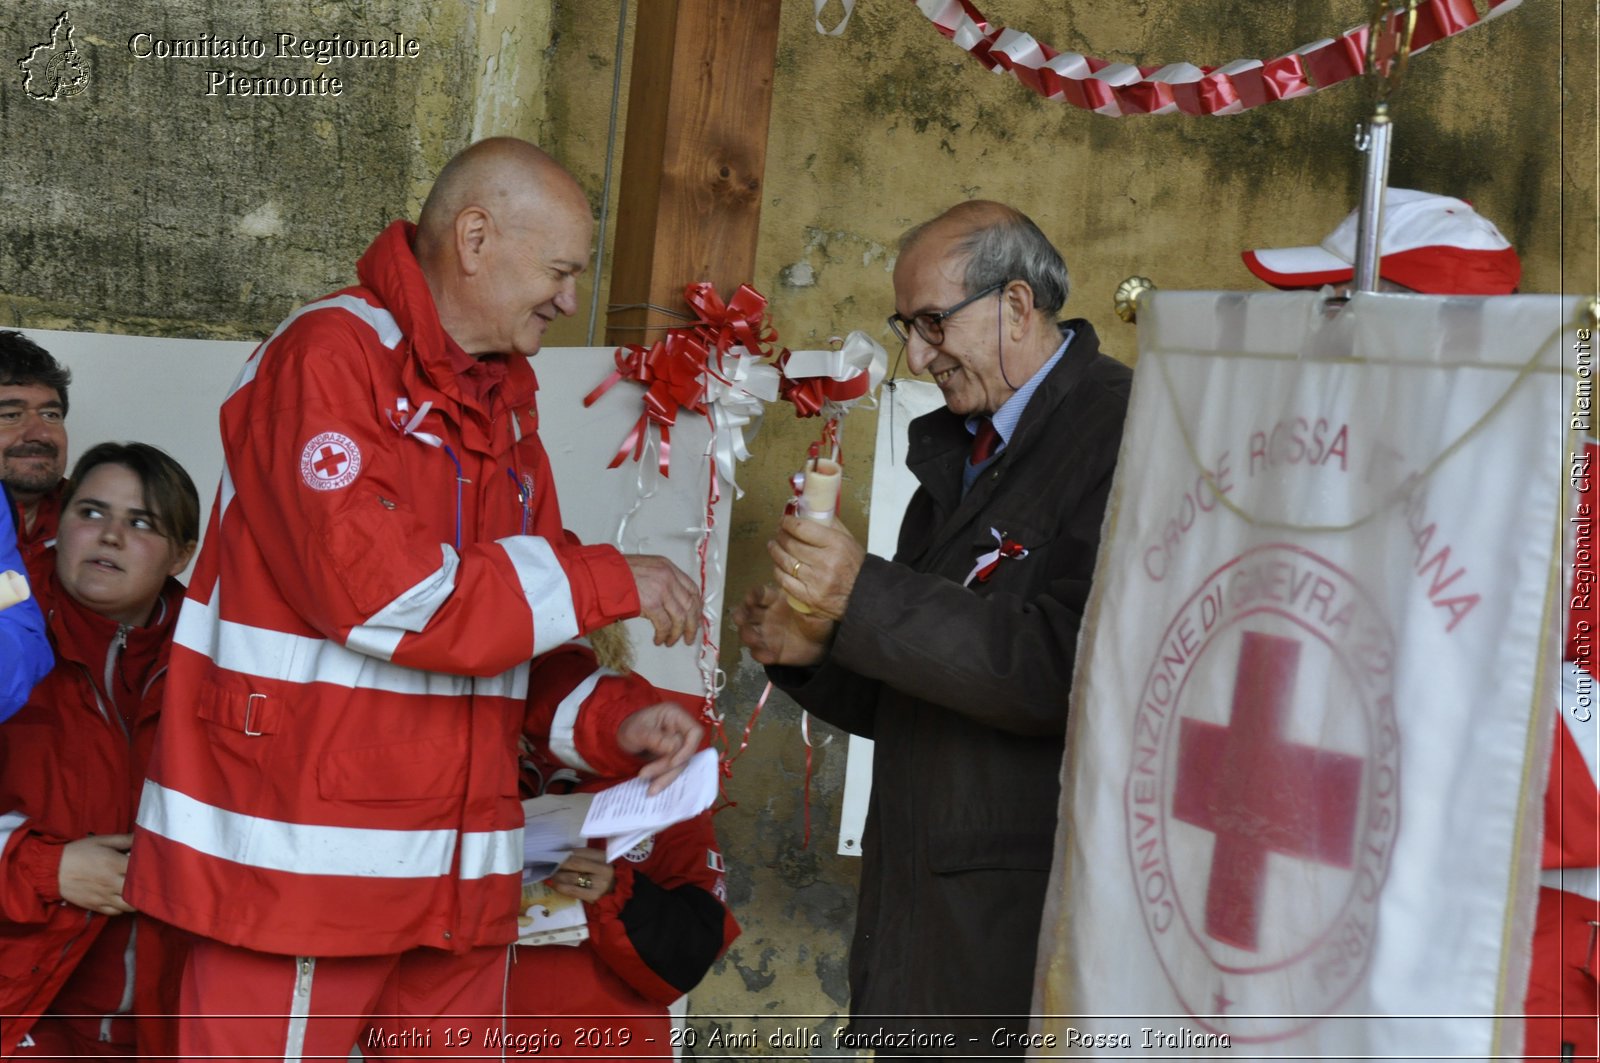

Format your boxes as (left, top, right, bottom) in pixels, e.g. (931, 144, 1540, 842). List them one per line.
(0, 442, 198, 1058)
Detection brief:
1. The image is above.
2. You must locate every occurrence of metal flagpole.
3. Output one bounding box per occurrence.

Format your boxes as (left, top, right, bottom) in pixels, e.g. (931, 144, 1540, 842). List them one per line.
(1114, 0, 1424, 323)
(1351, 0, 1421, 292)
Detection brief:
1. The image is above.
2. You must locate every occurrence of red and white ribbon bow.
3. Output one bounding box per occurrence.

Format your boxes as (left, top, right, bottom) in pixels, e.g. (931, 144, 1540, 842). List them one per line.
(585, 282, 782, 496)
(777, 330, 888, 423)
(390, 397, 442, 448)
(964, 527, 1029, 587)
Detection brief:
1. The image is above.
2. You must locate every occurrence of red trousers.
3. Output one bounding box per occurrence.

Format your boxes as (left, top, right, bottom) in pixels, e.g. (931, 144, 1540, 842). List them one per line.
(504, 944, 671, 1059)
(12, 919, 137, 1061)
(175, 937, 509, 1062)
(12, 1018, 132, 1061)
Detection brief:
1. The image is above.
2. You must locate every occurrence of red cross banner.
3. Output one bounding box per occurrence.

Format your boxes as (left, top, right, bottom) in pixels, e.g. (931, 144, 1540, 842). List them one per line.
(1035, 291, 1585, 1057)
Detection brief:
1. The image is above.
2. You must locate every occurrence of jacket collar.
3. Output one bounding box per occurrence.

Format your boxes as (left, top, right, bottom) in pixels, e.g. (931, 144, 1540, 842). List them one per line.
(906, 319, 1102, 517)
(47, 576, 184, 718)
(355, 221, 539, 452)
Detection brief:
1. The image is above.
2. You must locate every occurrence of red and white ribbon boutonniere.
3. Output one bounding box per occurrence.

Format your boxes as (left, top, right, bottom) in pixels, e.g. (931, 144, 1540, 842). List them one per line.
(389, 397, 442, 448)
(963, 527, 1028, 587)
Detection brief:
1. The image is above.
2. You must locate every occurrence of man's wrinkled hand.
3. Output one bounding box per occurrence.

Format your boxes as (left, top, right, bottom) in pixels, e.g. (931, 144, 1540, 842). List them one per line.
(617, 701, 705, 795)
(767, 515, 865, 622)
(59, 834, 135, 916)
(624, 555, 702, 647)
(733, 583, 834, 667)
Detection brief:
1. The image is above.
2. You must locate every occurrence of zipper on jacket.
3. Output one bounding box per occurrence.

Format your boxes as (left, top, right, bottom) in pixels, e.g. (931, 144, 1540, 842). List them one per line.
(99, 920, 137, 1041)
(102, 624, 129, 713)
(141, 664, 168, 702)
(54, 909, 94, 969)
(496, 392, 533, 539)
(284, 956, 315, 1061)
(77, 624, 131, 740)
(506, 469, 533, 535)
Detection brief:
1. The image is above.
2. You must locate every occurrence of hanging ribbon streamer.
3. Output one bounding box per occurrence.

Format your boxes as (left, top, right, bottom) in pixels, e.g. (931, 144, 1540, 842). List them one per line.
(702, 354, 780, 499)
(799, 711, 833, 848)
(709, 673, 775, 817)
(764, 331, 889, 833)
(911, 0, 1518, 116)
(815, 0, 858, 36)
(587, 301, 887, 815)
(586, 283, 789, 787)
(692, 437, 727, 741)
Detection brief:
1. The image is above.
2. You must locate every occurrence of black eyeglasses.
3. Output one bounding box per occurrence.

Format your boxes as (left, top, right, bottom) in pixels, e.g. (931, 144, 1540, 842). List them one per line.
(887, 281, 1005, 346)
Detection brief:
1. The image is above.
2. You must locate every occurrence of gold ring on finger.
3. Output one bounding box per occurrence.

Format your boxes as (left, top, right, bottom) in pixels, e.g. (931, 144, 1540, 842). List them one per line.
(576, 874, 594, 890)
(790, 559, 802, 577)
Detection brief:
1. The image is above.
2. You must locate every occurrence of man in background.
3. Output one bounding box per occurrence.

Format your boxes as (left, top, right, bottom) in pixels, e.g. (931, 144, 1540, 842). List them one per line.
(0, 331, 70, 585)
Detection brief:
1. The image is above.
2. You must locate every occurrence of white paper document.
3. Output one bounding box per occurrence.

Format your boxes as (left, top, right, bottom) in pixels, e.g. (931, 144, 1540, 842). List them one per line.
(520, 793, 593, 879)
(520, 748, 720, 873)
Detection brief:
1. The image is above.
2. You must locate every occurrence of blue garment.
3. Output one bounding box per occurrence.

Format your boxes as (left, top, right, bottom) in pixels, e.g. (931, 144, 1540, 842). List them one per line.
(0, 487, 51, 721)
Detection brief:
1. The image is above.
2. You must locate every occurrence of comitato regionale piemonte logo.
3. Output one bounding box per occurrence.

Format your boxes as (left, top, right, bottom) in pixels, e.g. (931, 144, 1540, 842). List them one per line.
(21, 11, 90, 101)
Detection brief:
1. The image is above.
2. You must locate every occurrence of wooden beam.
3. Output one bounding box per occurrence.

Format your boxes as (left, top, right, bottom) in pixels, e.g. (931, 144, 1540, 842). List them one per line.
(606, 0, 783, 346)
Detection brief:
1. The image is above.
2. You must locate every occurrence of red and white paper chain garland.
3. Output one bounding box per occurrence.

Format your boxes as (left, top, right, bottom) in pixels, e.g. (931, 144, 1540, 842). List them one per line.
(912, 0, 1521, 116)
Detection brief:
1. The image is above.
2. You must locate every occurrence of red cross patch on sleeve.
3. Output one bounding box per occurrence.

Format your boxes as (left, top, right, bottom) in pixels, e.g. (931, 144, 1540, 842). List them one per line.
(300, 432, 362, 491)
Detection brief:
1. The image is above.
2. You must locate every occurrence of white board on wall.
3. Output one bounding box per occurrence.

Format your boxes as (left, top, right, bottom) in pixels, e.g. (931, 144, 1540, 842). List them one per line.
(836, 378, 944, 856)
(20, 329, 728, 699)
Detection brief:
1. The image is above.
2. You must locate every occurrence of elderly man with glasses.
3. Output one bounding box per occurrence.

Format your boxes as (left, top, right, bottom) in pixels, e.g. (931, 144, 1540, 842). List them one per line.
(736, 200, 1131, 1057)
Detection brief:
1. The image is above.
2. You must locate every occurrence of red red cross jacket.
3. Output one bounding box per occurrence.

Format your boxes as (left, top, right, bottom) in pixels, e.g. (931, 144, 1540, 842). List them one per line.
(0, 577, 186, 1056)
(1524, 435, 1600, 1061)
(13, 481, 61, 596)
(124, 222, 648, 958)
(507, 646, 737, 1056)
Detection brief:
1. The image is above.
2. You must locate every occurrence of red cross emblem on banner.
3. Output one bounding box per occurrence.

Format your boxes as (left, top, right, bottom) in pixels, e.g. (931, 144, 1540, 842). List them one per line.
(1124, 545, 1400, 1040)
(1170, 631, 1363, 952)
(300, 431, 362, 491)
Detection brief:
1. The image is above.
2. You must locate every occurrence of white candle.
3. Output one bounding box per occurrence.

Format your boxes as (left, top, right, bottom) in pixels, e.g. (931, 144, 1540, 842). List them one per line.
(796, 457, 841, 521)
(786, 458, 841, 615)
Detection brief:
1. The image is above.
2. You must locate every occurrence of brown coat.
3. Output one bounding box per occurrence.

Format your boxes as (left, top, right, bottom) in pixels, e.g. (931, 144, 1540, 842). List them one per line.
(773, 321, 1131, 1051)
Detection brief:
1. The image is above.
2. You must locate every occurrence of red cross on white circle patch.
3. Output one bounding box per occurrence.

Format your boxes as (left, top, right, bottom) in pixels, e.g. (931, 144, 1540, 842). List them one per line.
(300, 431, 362, 491)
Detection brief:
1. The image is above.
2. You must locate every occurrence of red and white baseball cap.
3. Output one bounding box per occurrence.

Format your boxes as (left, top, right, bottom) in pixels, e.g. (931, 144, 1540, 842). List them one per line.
(1241, 188, 1521, 295)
